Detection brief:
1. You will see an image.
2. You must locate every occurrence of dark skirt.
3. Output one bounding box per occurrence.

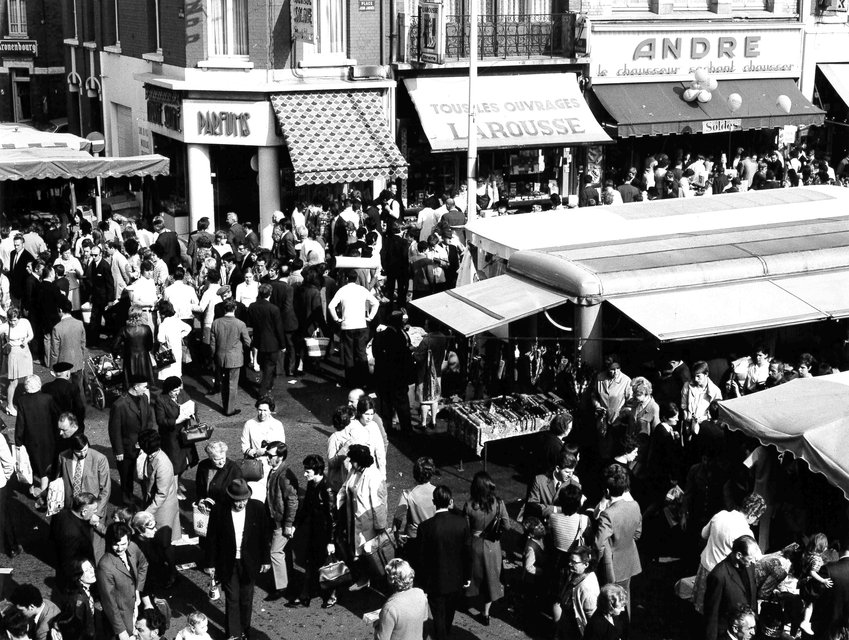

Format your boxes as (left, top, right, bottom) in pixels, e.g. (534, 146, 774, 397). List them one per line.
(466, 535, 504, 602)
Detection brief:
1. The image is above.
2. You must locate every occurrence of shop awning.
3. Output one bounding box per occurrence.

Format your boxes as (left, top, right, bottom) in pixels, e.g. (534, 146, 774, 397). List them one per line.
(403, 73, 611, 152)
(818, 64, 849, 108)
(0, 146, 170, 181)
(771, 270, 849, 319)
(606, 279, 827, 342)
(592, 78, 824, 138)
(410, 273, 572, 336)
(270, 90, 407, 186)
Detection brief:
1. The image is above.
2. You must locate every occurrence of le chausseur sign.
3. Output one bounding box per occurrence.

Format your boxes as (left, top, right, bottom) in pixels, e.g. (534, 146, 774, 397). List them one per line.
(588, 23, 803, 84)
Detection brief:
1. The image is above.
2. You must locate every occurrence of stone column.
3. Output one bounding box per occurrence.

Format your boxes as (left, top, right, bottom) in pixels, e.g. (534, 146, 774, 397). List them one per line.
(257, 146, 281, 247)
(187, 143, 214, 231)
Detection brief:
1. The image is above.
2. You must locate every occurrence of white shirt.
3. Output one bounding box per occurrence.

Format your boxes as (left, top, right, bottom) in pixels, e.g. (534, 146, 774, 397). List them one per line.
(328, 283, 378, 330)
(417, 207, 440, 242)
(0, 433, 14, 488)
(126, 276, 158, 308)
(163, 281, 200, 320)
(231, 508, 247, 559)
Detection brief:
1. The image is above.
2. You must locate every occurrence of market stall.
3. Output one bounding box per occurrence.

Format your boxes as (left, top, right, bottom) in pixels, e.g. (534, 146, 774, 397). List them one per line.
(716, 372, 849, 499)
(446, 392, 571, 465)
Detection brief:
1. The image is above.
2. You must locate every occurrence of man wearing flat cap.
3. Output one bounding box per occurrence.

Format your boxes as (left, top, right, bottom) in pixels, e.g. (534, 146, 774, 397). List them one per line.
(43, 361, 86, 431)
(108, 374, 157, 505)
(208, 478, 270, 640)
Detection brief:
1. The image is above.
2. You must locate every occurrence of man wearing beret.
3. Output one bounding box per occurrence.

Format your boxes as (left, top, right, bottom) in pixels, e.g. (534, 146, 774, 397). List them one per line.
(108, 375, 156, 505)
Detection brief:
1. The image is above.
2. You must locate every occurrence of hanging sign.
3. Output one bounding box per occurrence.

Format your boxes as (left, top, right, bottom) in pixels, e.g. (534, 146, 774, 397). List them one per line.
(291, 0, 316, 44)
(418, 1, 446, 64)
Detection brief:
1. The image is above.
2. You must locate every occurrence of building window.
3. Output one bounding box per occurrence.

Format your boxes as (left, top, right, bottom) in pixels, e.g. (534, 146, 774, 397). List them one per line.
(316, 0, 346, 54)
(8, 0, 27, 36)
(209, 0, 248, 57)
(153, 0, 162, 52)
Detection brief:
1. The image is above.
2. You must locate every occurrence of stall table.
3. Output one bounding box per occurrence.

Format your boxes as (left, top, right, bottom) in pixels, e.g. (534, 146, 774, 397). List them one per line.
(446, 392, 571, 467)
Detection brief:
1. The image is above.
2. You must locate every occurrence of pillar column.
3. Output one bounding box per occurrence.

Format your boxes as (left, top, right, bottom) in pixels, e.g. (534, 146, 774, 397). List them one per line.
(575, 302, 602, 370)
(187, 143, 214, 232)
(257, 146, 281, 248)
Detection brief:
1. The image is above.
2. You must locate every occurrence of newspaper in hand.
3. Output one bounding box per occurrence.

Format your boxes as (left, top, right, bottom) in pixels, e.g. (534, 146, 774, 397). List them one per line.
(178, 400, 196, 422)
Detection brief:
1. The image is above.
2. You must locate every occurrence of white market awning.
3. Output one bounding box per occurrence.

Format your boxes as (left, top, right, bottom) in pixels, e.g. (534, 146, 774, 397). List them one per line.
(403, 73, 611, 153)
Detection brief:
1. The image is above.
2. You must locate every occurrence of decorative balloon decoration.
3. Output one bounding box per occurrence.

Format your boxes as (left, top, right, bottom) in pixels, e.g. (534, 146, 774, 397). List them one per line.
(727, 93, 743, 113)
(706, 77, 719, 92)
(683, 88, 700, 102)
(694, 68, 710, 84)
(683, 69, 717, 104)
(776, 94, 792, 114)
(697, 90, 712, 103)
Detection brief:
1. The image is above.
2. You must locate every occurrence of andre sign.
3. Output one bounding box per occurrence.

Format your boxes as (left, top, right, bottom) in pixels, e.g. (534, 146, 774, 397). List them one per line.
(589, 24, 803, 84)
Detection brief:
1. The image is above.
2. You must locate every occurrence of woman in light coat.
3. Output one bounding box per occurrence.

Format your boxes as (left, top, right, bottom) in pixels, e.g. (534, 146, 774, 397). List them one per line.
(138, 429, 182, 544)
(156, 299, 191, 382)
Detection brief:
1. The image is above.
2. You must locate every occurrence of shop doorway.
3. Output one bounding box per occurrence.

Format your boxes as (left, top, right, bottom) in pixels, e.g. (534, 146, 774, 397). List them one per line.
(11, 69, 31, 122)
(210, 146, 259, 231)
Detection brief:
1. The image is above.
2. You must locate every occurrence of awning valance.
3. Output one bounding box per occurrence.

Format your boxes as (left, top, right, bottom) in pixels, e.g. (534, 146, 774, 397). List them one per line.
(592, 78, 824, 138)
(409, 273, 573, 336)
(270, 90, 407, 186)
(0, 146, 170, 181)
(403, 73, 612, 152)
(818, 64, 849, 108)
(606, 279, 829, 342)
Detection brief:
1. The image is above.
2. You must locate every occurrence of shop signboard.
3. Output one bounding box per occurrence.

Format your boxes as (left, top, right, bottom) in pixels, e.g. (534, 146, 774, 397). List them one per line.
(0, 40, 37, 57)
(182, 100, 282, 147)
(137, 120, 154, 155)
(418, 1, 446, 64)
(589, 23, 803, 84)
(403, 74, 611, 152)
(359, 0, 376, 9)
(291, 0, 315, 44)
(702, 119, 742, 134)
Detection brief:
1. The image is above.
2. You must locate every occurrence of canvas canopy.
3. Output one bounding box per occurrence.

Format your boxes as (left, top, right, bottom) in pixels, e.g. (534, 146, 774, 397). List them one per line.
(717, 372, 849, 499)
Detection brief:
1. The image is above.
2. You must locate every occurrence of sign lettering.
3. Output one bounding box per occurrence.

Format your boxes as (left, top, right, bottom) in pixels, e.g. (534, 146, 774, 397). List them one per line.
(291, 0, 315, 44)
(419, 1, 446, 64)
(0, 40, 37, 57)
(702, 119, 742, 134)
(197, 111, 251, 138)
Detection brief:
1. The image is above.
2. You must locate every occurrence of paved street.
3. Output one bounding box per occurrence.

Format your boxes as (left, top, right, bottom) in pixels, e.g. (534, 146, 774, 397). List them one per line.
(0, 357, 690, 640)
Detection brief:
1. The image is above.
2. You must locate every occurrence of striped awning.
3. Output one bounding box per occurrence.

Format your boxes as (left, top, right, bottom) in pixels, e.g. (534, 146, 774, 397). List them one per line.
(270, 89, 407, 186)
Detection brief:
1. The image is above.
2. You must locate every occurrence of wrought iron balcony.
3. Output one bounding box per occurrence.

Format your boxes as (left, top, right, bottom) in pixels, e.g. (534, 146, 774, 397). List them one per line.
(404, 13, 577, 62)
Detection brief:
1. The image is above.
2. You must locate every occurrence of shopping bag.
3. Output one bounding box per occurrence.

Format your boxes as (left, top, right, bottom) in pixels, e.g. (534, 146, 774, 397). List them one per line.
(46, 478, 65, 516)
(14, 446, 32, 485)
(361, 532, 396, 579)
(238, 457, 264, 482)
(305, 331, 330, 358)
(319, 555, 352, 589)
(154, 344, 176, 368)
(192, 499, 214, 537)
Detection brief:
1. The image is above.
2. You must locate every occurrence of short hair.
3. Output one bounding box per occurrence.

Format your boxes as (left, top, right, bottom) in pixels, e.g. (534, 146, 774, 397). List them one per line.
(140, 260, 154, 274)
(727, 604, 755, 634)
(158, 299, 175, 318)
(604, 463, 630, 497)
(770, 359, 785, 373)
(6, 306, 20, 320)
(631, 376, 653, 396)
(136, 606, 167, 635)
(24, 374, 41, 393)
(741, 492, 767, 521)
(69, 432, 89, 452)
(58, 296, 72, 314)
(0, 609, 30, 636)
(550, 412, 573, 436)
(659, 401, 679, 421)
(71, 492, 96, 512)
(303, 454, 325, 475)
(10, 583, 44, 608)
(597, 583, 628, 616)
(267, 441, 288, 461)
(692, 360, 710, 376)
(105, 522, 132, 548)
(731, 534, 758, 556)
(150, 243, 165, 258)
(556, 450, 578, 471)
(112, 505, 137, 524)
(433, 484, 453, 509)
(223, 298, 238, 313)
(198, 217, 210, 230)
(205, 440, 228, 456)
(755, 344, 770, 357)
(613, 433, 639, 458)
(356, 395, 376, 418)
(138, 429, 161, 453)
(258, 283, 272, 299)
(347, 443, 374, 468)
(255, 395, 275, 411)
(385, 558, 415, 592)
(173, 266, 185, 281)
(13, 233, 24, 243)
(556, 483, 583, 516)
(798, 352, 814, 368)
(130, 510, 156, 535)
(412, 456, 436, 484)
(332, 404, 355, 431)
(569, 545, 593, 566)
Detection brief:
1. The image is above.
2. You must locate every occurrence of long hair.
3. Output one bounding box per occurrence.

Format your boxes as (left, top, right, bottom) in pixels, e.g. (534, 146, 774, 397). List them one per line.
(470, 470, 497, 513)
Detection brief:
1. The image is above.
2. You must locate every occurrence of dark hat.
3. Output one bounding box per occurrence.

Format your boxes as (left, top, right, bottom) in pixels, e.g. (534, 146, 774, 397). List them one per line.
(52, 362, 73, 374)
(128, 373, 149, 386)
(161, 376, 182, 394)
(226, 478, 252, 501)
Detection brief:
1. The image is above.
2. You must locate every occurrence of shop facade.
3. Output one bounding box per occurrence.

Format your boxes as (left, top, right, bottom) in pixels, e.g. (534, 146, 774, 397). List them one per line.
(585, 22, 824, 175)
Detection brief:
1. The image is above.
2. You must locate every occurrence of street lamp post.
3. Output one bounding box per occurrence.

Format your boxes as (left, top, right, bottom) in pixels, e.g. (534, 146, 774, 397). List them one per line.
(466, 0, 478, 221)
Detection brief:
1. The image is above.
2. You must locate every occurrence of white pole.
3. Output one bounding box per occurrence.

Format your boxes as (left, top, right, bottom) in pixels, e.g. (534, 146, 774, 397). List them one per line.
(466, 0, 478, 222)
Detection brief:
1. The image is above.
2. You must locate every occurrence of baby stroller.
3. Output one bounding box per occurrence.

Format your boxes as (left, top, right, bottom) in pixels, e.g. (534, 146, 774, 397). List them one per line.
(84, 354, 124, 410)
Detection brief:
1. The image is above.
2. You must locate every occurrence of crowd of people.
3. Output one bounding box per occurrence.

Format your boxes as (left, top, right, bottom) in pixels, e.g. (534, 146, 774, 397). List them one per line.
(1, 152, 849, 640)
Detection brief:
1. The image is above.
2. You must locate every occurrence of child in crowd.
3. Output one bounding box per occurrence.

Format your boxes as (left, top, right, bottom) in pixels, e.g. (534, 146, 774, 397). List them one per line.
(799, 533, 834, 635)
(175, 611, 212, 640)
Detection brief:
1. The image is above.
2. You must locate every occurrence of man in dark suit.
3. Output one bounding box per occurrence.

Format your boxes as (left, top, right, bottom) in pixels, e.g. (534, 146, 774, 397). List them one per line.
(35, 264, 65, 364)
(50, 299, 87, 400)
(8, 583, 62, 640)
(49, 491, 97, 593)
(535, 412, 573, 476)
(107, 375, 157, 505)
(278, 220, 298, 264)
(266, 261, 298, 376)
(211, 299, 251, 416)
(44, 362, 86, 431)
(417, 485, 472, 640)
(7, 233, 34, 305)
(812, 531, 849, 639)
(704, 535, 759, 640)
(526, 449, 581, 521)
(247, 283, 286, 397)
(594, 463, 642, 614)
(57, 433, 110, 523)
(84, 244, 114, 347)
(208, 478, 271, 640)
(226, 211, 247, 255)
(380, 221, 410, 306)
(372, 311, 413, 434)
(152, 215, 181, 272)
(187, 216, 215, 272)
(220, 251, 244, 297)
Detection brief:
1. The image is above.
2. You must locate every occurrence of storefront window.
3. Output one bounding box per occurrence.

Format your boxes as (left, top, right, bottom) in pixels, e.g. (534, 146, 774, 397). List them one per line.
(8, 0, 27, 36)
(209, 0, 249, 57)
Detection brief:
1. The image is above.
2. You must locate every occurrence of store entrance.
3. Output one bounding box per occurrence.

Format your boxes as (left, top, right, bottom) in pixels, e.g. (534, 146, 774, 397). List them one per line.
(210, 146, 259, 231)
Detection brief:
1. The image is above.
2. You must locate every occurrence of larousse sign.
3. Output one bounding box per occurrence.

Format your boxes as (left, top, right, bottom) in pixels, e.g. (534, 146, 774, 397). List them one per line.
(589, 24, 802, 84)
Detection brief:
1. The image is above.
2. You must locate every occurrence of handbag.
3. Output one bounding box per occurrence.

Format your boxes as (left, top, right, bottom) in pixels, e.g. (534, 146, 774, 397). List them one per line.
(154, 344, 176, 368)
(238, 457, 264, 482)
(482, 500, 507, 542)
(362, 532, 396, 578)
(179, 420, 214, 446)
(305, 330, 330, 358)
(14, 445, 33, 485)
(192, 499, 214, 537)
(318, 555, 352, 589)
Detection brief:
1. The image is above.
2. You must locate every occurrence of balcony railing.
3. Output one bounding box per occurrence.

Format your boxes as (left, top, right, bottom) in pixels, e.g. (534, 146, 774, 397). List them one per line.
(405, 13, 576, 62)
